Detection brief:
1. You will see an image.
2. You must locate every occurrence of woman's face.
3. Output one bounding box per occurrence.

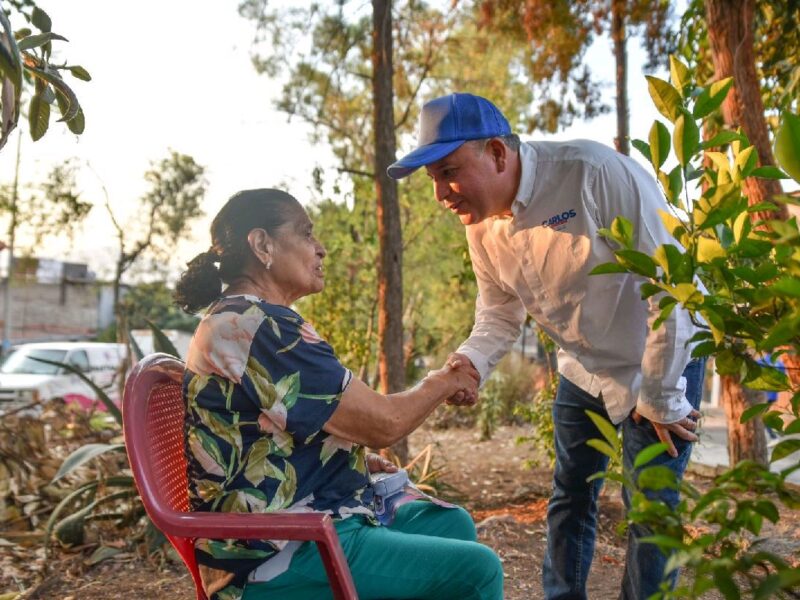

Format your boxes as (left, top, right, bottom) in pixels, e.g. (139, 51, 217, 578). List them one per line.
(268, 208, 327, 303)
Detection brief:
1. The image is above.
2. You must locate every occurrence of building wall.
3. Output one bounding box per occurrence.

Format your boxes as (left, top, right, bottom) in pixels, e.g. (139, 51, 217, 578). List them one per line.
(0, 280, 106, 343)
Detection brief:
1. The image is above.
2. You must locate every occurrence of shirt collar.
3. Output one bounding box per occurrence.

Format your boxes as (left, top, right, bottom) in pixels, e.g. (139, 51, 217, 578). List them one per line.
(511, 142, 536, 217)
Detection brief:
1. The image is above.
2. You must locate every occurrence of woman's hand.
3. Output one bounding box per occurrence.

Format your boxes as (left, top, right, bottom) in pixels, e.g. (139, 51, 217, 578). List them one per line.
(367, 453, 399, 474)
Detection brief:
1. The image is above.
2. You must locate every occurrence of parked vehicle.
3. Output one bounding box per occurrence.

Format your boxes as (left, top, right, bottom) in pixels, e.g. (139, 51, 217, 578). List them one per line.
(0, 342, 126, 414)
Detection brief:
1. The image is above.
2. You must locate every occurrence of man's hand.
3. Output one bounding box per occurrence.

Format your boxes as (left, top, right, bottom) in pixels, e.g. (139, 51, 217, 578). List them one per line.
(632, 408, 701, 458)
(366, 453, 399, 474)
(443, 353, 480, 406)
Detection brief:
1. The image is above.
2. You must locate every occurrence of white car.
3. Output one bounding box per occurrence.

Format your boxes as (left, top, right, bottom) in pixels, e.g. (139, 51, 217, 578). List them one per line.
(0, 342, 127, 415)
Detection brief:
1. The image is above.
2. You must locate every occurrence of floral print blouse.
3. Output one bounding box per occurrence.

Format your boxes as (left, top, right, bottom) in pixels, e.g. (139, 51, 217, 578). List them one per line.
(182, 295, 373, 600)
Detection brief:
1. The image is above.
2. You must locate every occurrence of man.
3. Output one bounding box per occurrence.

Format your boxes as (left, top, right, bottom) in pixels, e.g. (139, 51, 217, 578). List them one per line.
(387, 93, 706, 600)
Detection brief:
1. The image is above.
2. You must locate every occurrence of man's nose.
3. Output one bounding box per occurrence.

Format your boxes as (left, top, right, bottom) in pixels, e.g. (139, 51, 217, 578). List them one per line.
(434, 179, 450, 202)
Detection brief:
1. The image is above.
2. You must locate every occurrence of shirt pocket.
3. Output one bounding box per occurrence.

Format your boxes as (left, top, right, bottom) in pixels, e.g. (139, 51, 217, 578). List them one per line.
(529, 228, 592, 325)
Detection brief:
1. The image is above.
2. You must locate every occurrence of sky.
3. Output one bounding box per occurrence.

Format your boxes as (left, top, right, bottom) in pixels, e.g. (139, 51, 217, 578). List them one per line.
(0, 0, 669, 281)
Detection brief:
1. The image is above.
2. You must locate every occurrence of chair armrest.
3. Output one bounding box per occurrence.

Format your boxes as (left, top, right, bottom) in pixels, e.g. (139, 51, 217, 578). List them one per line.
(154, 510, 336, 541)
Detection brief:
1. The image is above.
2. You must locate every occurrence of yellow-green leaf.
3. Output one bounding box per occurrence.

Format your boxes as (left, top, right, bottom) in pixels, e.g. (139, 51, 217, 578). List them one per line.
(646, 76, 683, 123)
(649, 120, 671, 169)
(28, 92, 49, 141)
(774, 112, 800, 183)
(671, 283, 702, 304)
(658, 210, 686, 241)
(674, 113, 700, 167)
(669, 56, 690, 96)
(696, 237, 725, 262)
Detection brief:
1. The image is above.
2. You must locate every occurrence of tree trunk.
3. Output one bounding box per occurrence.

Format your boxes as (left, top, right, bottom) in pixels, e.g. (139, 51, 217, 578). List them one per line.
(705, 0, 787, 465)
(705, 0, 785, 221)
(720, 375, 768, 465)
(611, 0, 629, 156)
(372, 0, 407, 463)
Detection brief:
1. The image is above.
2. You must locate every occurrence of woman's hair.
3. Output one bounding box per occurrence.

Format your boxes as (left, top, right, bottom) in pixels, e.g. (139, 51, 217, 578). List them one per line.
(174, 188, 302, 313)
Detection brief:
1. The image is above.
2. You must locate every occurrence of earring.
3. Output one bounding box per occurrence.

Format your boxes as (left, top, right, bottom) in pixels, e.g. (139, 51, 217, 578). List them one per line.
(265, 260, 272, 271)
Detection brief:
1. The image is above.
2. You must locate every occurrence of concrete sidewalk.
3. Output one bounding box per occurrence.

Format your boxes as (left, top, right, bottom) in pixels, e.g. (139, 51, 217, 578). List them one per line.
(690, 403, 800, 485)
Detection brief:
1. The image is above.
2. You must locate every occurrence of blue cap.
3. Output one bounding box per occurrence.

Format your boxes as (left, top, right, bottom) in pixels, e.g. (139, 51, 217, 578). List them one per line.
(387, 93, 511, 179)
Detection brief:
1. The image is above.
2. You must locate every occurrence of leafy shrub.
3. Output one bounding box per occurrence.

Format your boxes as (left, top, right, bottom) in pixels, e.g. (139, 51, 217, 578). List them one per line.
(589, 56, 800, 598)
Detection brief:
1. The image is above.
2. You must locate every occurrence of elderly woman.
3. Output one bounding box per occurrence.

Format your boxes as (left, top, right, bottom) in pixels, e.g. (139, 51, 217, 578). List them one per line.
(174, 189, 503, 600)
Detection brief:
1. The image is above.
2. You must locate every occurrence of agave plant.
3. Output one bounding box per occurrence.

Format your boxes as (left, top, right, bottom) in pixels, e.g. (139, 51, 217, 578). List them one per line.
(40, 321, 181, 554)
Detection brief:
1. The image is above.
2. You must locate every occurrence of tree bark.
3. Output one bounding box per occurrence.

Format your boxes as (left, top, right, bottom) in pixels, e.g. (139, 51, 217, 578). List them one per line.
(705, 0, 788, 466)
(720, 375, 768, 465)
(705, 0, 785, 221)
(372, 0, 407, 462)
(611, 0, 629, 156)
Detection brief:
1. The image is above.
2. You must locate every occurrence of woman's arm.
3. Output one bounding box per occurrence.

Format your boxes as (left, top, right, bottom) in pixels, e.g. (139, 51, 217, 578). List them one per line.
(322, 366, 477, 448)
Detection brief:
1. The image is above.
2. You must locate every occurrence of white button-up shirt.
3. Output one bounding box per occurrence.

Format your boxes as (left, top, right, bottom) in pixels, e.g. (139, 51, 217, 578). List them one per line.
(456, 140, 698, 424)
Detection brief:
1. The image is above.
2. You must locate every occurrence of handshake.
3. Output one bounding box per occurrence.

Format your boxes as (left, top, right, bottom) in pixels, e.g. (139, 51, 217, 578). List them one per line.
(427, 352, 480, 407)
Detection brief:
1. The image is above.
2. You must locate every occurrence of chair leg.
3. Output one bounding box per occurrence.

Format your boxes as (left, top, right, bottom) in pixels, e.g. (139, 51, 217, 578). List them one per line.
(316, 526, 358, 600)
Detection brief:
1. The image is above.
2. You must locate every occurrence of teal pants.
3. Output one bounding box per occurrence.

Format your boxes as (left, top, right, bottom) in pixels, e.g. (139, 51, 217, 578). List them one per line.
(242, 501, 503, 600)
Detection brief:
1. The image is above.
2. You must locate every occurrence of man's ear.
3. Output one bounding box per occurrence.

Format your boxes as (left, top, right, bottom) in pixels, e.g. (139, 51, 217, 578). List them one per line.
(488, 138, 508, 173)
(247, 228, 273, 266)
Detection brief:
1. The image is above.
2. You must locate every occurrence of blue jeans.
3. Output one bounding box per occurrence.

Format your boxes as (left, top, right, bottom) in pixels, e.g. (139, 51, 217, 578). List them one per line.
(542, 359, 706, 600)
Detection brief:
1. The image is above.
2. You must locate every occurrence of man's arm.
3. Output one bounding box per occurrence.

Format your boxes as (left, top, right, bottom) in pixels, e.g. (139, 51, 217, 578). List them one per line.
(593, 154, 698, 432)
(455, 235, 527, 383)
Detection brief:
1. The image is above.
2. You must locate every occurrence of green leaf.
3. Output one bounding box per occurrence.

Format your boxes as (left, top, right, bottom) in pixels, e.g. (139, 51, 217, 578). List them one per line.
(637, 465, 679, 491)
(28, 92, 50, 141)
(734, 146, 757, 179)
(634, 443, 669, 468)
(16, 32, 67, 52)
(749, 165, 788, 179)
(713, 568, 740, 600)
(669, 56, 690, 96)
(667, 165, 683, 205)
(585, 410, 620, 451)
(27, 65, 81, 123)
(29, 356, 122, 424)
(740, 402, 770, 423)
(693, 77, 733, 119)
(646, 76, 683, 122)
(774, 112, 800, 183)
(674, 113, 700, 167)
(616, 249, 657, 278)
(715, 350, 744, 376)
(640, 282, 662, 299)
(128, 329, 144, 361)
(639, 534, 685, 551)
(653, 302, 677, 330)
(31, 7, 52, 32)
(649, 121, 671, 169)
(52, 443, 125, 483)
(54, 89, 85, 134)
(752, 500, 779, 523)
(631, 139, 651, 162)
(69, 65, 92, 81)
(84, 546, 124, 566)
(145, 319, 180, 357)
(769, 439, 800, 463)
(0, 38, 20, 86)
(589, 262, 629, 275)
(610, 216, 634, 247)
(701, 130, 744, 149)
(746, 201, 780, 213)
(691, 341, 717, 358)
(586, 438, 619, 461)
(770, 277, 800, 298)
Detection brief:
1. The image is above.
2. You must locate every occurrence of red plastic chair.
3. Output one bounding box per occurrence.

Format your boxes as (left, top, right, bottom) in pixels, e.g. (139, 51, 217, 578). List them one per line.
(123, 353, 358, 600)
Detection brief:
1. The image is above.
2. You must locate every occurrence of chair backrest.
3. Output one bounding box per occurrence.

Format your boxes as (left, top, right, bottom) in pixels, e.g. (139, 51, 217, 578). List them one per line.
(123, 353, 206, 600)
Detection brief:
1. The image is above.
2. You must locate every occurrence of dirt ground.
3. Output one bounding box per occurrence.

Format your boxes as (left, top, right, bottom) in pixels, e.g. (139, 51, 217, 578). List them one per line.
(2, 422, 798, 599)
